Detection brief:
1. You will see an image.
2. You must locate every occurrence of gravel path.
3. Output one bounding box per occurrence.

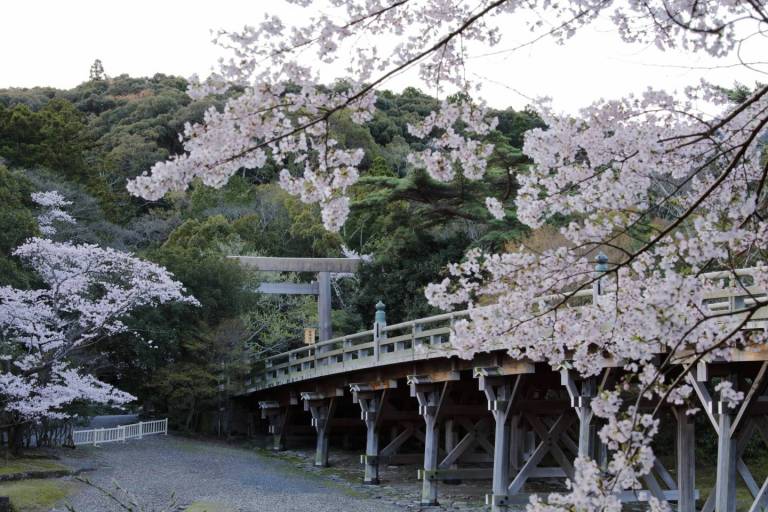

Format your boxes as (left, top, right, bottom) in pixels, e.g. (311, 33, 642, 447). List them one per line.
(53, 435, 402, 512)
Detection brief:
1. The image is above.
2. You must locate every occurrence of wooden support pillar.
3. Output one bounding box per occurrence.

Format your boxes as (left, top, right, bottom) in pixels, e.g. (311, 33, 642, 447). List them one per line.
(674, 407, 695, 512)
(364, 407, 380, 484)
(258, 400, 289, 451)
(509, 414, 522, 473)
(561, 370, 596, 458)
(409, 376, 448, 506)
(715, 374, 737, 512)
(597, 436, 608, 471)
(477, 369, 523, 512)
(443, 419, 460, 484)
(301, 392, 339, 467)
(351, 383, 389, 485)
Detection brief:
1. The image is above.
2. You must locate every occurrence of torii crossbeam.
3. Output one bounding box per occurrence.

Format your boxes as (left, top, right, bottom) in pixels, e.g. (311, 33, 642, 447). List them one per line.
(229, 256, 362, 341)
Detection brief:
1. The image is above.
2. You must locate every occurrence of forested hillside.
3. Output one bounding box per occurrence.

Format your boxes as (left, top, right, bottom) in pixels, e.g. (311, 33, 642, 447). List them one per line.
(0, 71, 542, 431)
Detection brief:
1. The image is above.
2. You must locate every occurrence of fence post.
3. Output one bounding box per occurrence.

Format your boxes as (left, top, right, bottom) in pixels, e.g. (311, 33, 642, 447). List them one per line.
(163, 419, 168, 435)
(120, 425, 125, 443)
(138, 421, 143, 440)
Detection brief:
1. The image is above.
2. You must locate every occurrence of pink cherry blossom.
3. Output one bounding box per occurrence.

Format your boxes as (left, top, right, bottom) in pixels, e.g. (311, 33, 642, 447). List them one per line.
(124, 2, 768, 508)
(0, 194, 198, 422)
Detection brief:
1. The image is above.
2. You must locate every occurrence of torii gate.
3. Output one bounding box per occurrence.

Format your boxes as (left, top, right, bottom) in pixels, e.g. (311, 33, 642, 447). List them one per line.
(229, 256, 361, 341)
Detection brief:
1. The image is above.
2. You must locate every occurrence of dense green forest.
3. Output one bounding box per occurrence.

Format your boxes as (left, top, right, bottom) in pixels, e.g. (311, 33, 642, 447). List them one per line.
(0, 70, 542, 431)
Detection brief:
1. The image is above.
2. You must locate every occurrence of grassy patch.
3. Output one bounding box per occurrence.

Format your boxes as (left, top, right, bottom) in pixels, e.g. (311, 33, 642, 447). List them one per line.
(185, 501, 237, 512)
(0, 458, 68, 477)
(0, 479, 73, 511)
(659, 453, 768, 511)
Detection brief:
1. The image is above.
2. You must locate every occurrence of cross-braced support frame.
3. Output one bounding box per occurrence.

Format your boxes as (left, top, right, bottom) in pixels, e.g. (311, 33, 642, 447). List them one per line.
(689, 361, 768, 512)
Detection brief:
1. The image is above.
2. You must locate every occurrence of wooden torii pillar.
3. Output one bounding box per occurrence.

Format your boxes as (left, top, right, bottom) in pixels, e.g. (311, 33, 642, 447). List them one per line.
(229, 256, 361, 341)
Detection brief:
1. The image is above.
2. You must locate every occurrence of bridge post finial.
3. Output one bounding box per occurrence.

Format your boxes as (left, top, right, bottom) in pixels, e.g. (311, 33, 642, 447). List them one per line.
(595, 252, 608, 272)
(373, 301, 386, 362)
(594, 251, 609, 296)
(374, 301, 386, 325)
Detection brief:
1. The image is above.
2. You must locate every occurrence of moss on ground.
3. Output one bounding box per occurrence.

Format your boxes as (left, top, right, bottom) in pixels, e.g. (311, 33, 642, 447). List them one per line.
(249, 447, 363, 498)
(0, 479, 73, 511)
(0, 458, 69, 477)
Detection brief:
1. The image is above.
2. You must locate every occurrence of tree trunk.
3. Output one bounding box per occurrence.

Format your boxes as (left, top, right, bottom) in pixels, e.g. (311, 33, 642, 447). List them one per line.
(8, 424, 23, 456)
(185, 399, 196, 431)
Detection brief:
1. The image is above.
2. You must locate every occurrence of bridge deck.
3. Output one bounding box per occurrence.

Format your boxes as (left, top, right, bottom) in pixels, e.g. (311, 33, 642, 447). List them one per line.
(242, 268, 768, 393)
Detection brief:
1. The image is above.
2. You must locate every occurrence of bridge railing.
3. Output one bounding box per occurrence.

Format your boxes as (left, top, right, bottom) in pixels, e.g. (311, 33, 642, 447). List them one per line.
(245, 267, 768, 392)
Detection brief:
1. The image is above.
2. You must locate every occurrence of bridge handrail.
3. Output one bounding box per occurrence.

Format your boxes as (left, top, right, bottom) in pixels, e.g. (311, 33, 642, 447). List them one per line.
(245, 267, 767, 392)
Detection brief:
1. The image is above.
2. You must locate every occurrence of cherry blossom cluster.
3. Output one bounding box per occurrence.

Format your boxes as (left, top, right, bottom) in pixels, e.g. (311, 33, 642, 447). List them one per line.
(406, 100, 497, 183)
(31, 190, 75, 235)
(128, 76, 375, 232)
(426, 82, 768, 507)
(0, 194, 198, 422)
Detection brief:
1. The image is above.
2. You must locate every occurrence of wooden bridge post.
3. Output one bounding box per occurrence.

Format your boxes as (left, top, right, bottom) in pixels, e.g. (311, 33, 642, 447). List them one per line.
(258, 401, 290, 451)
(674, 406, 696, 512)
(715, 373, 738, 512)
(409, 376, 449, 506)
(301, 391, 340, 467)
(509, 414, 522, 474)
(351, 384, 386, 484)
(560, 370, 596, 458)
(476, 369, 524, 512)
(443, 418, 460, 484)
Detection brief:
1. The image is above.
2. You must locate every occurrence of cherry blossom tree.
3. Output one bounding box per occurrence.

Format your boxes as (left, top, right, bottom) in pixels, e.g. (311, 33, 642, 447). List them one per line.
(0, 192, 197, 450)
(128, 2, 768, 509)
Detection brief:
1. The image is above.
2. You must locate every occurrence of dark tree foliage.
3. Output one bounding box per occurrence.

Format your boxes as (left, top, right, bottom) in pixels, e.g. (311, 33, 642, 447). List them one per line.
(0, 74, 547, 431)
(0, 99, 90, 179)
(0, 165, 37, 287)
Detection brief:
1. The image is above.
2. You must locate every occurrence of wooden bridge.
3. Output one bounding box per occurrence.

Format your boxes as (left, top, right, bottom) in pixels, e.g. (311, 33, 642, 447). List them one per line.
(234, 267, 768, 512)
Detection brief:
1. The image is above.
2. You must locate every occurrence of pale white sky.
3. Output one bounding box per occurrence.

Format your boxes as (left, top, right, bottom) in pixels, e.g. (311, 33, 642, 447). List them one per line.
(1, 1, 765, 113)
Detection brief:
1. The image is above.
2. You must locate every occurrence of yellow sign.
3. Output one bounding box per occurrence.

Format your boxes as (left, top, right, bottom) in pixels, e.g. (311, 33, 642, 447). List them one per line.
(304, 328, 316, 345)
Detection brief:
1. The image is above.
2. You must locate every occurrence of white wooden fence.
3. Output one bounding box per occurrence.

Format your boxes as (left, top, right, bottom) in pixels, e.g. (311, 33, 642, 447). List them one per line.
(72, 419, 168, 446)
